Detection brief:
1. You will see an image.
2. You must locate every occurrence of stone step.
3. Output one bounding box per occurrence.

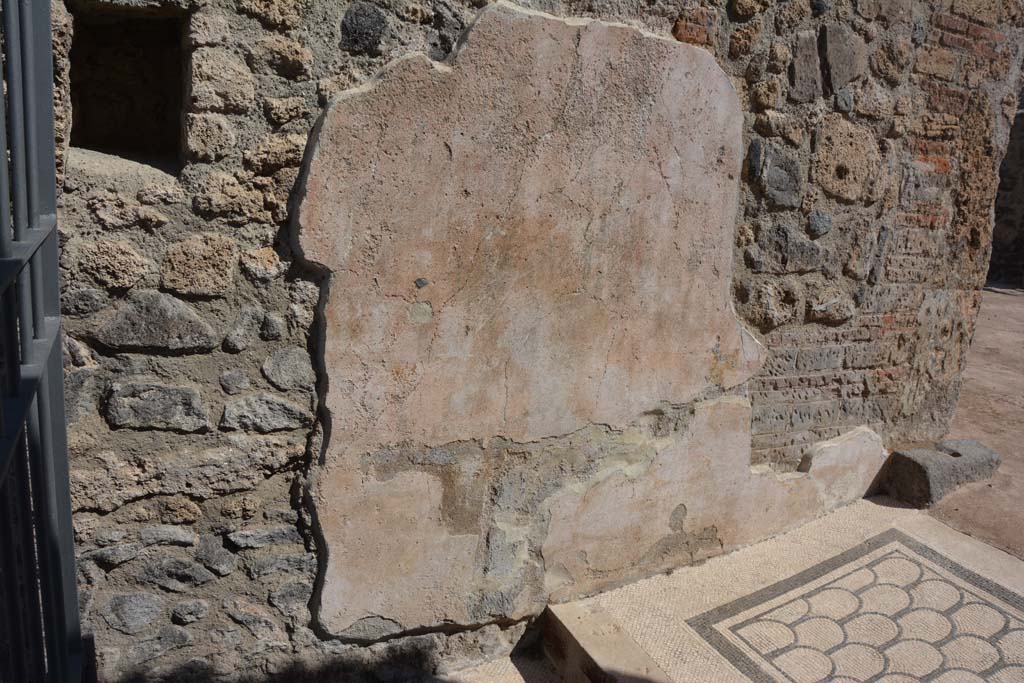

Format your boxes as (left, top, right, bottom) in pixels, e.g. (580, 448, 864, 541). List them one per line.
(540, 602, 673, 683)
(532, 500, 1024, 683)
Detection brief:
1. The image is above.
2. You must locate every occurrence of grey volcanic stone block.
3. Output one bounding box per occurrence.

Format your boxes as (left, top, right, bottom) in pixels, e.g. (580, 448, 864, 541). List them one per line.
(140, 525, 198, 547)
(245, 553, 315, 579)
(171, 599, 209, 625)
(219, 369, 250, 395)
(106, 382, 210, 433)
(261, 346, 315, 391)
(196, 535, 238, 577)
(226, 525, 302, 549)
(95, 291, 218, 353)
(124, 625, 191, 665)
(823, 24, 867, 91)
(220, 392, 311, 433)
(807, 208, 833, 238)
(269, 581, 311, 620)
(883, 439, 1000, 507)
(138, 558, 217, 592)
(789, 31, 821, 103)
(102, 593, 164, 634)
(224, 598, 287, 642)
(85, 542, 143, 569)
(340, 1, 388, 56)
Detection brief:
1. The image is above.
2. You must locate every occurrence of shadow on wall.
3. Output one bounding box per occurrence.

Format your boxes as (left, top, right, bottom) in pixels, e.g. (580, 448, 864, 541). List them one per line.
(80, 632, 560, 683)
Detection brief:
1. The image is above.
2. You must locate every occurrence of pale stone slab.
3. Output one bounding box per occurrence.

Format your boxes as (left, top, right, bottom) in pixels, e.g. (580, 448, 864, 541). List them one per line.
(542, 603, 673, 683)
(297, 2, 763, 637)
(800, 426, 887, 511)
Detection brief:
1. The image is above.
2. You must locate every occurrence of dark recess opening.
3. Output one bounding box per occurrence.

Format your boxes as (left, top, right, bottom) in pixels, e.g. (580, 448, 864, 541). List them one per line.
(990, 90, 1024, 288)
(69, 8, 186, 173)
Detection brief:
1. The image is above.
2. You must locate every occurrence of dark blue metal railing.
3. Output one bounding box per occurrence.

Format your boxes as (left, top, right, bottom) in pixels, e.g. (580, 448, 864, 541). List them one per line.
(0, 1, 82, 681)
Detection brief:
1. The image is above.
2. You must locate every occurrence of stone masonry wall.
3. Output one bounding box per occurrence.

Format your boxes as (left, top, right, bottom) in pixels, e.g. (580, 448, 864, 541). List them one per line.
(53, 0, 1023, 680)
(656, 0, 1024, 469)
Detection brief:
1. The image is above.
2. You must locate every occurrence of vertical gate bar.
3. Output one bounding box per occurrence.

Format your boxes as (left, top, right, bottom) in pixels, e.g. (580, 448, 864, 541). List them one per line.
(0, 468, 28, 683)
(0, 2, 25, 679)
(3, 0, 26, 241)
(6, 0, 49, 668)
(18, 0, 65, 675)
(17, 0, 37, 228)
(0, 17, 21, 403)
(19, 433, 49, 683)
(43, 339, 82, 682)
(0, 33, 12, 260)
(0, 0, 81, 680)
(29, 346, 76, 683)
(17, 0, 45, 338)
(30, 0, 63, 318)
(0, 96, 20, 407)
(0, 494, 12, 682)
(2, 0, 34, 359)
(32, 0, 83, 679)
(26, 392, 62, 683)
(8, 441, 43, 683)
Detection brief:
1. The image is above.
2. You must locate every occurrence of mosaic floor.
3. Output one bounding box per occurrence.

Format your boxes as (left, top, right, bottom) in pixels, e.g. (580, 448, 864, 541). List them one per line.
(689, 529, 1024, 683)
(450, 501, 1024, 683)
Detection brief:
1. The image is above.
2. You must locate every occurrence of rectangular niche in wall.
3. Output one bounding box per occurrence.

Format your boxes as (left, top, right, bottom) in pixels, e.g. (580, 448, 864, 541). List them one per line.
(69, 7, 186, 173)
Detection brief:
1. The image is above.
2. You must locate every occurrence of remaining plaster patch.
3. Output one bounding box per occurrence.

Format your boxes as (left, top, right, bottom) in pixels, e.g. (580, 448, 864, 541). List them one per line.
(543, 402, 887, 600)
(297, 2, 765, 637)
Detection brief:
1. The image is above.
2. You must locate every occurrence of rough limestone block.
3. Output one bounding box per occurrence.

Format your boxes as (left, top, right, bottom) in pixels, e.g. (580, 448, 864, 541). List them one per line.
(297, 2, 764, 639)
(160, 233, 238, 297)
(884, 439, 1001, 507)
(813, 114, 881, 202)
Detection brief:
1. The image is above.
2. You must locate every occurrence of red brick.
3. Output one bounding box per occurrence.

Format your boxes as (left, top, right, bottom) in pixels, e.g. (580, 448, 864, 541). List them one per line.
(969, 41, 1002, 61)
(967, 22, 1005, 42)
(907, 137, 950, 156)
(896, 209, 950, 230)
(933, 13, 969, 33)
(939, 30, 973, 51)
(914, 46, 958, 81)
(907, 137, 954, 173)
(922, 80, 969, 113)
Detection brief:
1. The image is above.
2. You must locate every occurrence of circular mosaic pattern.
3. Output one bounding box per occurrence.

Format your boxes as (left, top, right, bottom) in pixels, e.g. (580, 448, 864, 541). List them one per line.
(727, 549, 1024, 682)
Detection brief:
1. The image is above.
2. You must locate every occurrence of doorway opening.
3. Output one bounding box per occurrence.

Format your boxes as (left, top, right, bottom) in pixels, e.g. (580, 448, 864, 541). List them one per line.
(990, 93, 1024, 287)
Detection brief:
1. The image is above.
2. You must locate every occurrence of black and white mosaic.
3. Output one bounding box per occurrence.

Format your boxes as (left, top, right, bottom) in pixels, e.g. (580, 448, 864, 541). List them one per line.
(688, 529, 1024, 682)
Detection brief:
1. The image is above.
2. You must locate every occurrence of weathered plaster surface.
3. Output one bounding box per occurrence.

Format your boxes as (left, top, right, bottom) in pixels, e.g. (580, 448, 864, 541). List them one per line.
(297, 1, 891, 641)
(543, 399, 886, 600)
(298, 2, 765, 638)
(298, 4, 760, 451)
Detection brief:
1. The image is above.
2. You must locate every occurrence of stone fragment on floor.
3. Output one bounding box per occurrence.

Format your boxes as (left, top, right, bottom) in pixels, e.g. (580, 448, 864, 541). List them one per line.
(884, 439, 1001, 507)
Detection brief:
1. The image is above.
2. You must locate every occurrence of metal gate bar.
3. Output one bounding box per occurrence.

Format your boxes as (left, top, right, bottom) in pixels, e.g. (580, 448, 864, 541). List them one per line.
(0, 1, 82, 682)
